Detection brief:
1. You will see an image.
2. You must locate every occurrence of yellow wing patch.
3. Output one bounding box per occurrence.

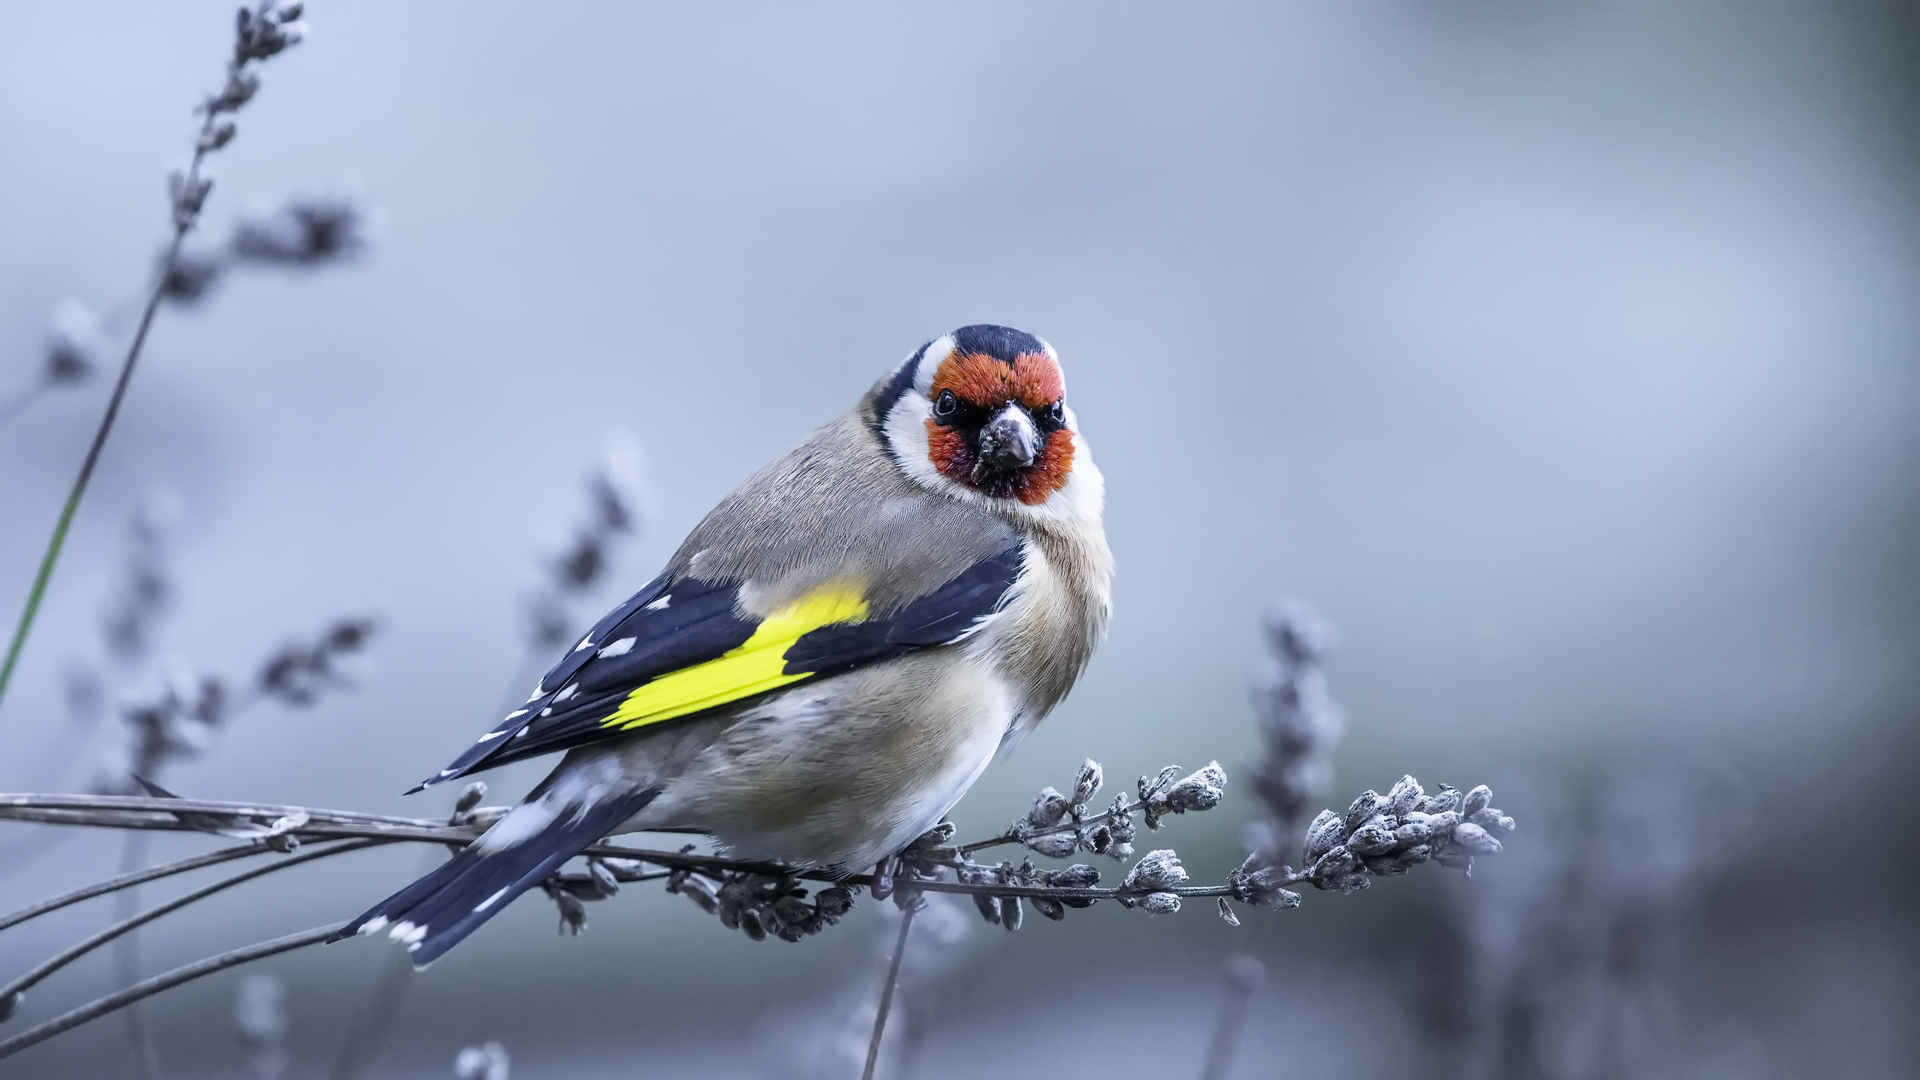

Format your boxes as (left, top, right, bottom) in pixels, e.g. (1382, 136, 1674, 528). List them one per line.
(600, 581, 869, 732)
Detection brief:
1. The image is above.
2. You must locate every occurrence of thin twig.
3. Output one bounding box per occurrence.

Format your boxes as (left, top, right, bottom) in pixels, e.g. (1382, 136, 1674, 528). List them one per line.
(957, 797, 1145, 855)
(1, 839, 387, 1005)
(0, 838, 277, 932)
(862, 905, 916, 1080)
(0, 923, 342, 1061)
(113, 832, 162, 1080)
(1197, 954, 1264, 1080)
(0, 225, 184, 710)
(0, 794, 1281, 904)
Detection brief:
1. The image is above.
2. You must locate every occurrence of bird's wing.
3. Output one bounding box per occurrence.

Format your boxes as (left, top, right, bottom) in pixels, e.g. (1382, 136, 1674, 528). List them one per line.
(412, 543, 1025, 791)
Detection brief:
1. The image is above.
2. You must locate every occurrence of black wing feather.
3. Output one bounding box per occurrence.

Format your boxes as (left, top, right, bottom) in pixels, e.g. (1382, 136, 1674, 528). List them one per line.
(412, 544, 1025, 792)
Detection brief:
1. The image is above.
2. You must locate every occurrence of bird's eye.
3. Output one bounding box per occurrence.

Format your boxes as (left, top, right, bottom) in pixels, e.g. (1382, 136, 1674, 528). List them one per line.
(1038, 399, 1065, 429)
(933, 389, 959, 419)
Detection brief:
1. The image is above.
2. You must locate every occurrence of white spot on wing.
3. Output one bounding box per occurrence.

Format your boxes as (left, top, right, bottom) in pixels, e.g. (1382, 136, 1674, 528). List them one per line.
(475, 800, 557, 853)
(644, 596, 670, 611)
(475, 886, 511, 912)
(597, 637, 636, 659)
(359, 915, 388, 935)
(477, 729, 508, 743)
(553, 683, 578, 704)
(574, 634, 596, 652)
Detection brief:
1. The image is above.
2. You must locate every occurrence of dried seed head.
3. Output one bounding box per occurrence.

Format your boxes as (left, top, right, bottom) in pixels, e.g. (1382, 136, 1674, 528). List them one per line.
(1386, 774, 1425, 817)
(1216, 898, 1241, 926)
(453, 781, 487, 814)
(1072, 758, 1104, 804)
(1462, 784, 1493, 818)
(1024, 831, 1078, 859)
(1139, 765, 1183, 802)
(1140, 892, 1181, 915)
(1471, 807, 1517, 833)
(815, 886, 855, 919)
(550, 888, 587, 934)
(1344, 790, 1385, 833)
(1164, 761, 1227, 813)
(1045, 864, 1100, 890)
(998, 895, 1023, 932)
(1452, 821, 1503, 855)
(1027, 786, 1070, 828)
(1303, 809, 1345, 862)
(1123, 849, 1189, 892)
(1348, 820, 1398, 856)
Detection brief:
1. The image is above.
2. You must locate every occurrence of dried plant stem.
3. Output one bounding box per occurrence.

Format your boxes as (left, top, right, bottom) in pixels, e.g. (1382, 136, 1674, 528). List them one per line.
(862, 905, 916, 1080)
(113, 832, 162, 1080)
(0, 924, 342, 1061)
(0, 793, 1278, 904)
(958, 797, 1146, 856)
(0, 225, 191, 713)
(0, 838, 278, 932)
(1196, 954, 1264, 1080)
(1, 839, 387, 1006)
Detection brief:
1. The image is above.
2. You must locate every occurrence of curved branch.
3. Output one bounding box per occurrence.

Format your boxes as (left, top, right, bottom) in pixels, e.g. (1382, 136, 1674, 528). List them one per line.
(0, 794, 1269, 905)
(0, 839, 389, 1004)
(0, 924, 342, 1060)
(0, 839, 277, 932)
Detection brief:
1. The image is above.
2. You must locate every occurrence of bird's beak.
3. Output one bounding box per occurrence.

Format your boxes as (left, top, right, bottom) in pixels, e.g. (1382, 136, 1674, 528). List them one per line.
(975, 404, 1039, 477)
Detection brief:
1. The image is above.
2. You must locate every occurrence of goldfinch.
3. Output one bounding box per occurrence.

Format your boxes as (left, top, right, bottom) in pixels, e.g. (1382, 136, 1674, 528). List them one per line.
(336, 324, 1112, 965)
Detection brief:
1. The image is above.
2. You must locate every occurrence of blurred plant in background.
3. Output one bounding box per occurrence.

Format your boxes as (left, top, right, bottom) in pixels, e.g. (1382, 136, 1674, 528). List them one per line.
(1418, 766, 1756, 1080)
(0, 0, 350, 711)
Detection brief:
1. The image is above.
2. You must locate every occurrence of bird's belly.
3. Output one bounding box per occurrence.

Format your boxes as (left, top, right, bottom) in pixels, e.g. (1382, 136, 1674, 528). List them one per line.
(624, 652, 1014, 871)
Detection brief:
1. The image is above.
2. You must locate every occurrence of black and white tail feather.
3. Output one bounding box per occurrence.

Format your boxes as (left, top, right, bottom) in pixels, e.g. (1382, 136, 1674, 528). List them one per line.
(330, 781, 657, 967)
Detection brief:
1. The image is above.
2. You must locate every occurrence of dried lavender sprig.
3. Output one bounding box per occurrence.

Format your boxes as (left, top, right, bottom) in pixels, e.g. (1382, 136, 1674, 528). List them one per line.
(525, 433, 647, 651)
(1245, 604, 1344, 867)
(961, 757, 1223, 860)
(0, 795, 1239, 907)
(0, 0, 309, 710)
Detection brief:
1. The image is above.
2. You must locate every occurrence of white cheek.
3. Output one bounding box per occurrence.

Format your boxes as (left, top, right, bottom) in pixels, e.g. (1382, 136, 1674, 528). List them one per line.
(884, 394, 977, 502)
(914, 335, 955, 395)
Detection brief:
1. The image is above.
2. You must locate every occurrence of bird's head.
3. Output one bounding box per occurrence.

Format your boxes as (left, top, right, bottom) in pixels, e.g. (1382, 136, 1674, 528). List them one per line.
(871, 324, 1101, 523)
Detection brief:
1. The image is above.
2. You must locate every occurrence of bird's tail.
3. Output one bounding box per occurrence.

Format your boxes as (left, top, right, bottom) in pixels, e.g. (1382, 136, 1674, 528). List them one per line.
(331, 785, 656, 967)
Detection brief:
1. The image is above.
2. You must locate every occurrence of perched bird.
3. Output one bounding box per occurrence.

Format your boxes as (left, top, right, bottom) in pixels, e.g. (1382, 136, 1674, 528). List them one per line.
(336, 324, 1113, 965)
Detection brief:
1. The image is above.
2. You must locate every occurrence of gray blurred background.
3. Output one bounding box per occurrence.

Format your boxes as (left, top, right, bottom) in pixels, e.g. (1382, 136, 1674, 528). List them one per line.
(3, 1, 1916, 1076)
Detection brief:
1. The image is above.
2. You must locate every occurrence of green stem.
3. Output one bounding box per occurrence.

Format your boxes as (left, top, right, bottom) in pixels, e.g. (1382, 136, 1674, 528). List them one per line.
(0, 226, 189, 710)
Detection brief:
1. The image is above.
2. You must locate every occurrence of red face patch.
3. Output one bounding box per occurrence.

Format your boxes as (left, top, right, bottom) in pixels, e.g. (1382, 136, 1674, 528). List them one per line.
(924, 349, 1074, 504)
(928, 351, 1065, 412)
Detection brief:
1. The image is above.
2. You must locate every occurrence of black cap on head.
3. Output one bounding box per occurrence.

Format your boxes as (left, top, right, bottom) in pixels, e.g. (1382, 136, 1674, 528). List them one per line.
(950, 324, 1047, 364)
